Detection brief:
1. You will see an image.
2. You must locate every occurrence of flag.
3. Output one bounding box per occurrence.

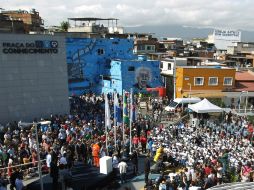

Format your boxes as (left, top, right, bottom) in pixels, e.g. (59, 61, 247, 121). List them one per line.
(114, 92, 121, 123)
(130, 88, 136, 122)
(123, 90, 129, 124)
(104, 93, 111, 130)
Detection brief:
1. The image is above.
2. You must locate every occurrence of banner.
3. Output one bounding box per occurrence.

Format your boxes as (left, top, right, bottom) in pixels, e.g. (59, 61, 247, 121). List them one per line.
(123, 90, 129, 124)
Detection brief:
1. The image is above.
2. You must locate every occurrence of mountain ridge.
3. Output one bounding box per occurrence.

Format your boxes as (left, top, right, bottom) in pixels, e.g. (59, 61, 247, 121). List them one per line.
(125, 25, 254, 42)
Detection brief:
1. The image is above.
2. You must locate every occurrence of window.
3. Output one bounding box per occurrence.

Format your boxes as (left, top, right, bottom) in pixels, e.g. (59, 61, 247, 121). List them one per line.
(223, 77, 233, 86)
(147, 45, 151, 50)
(194, 77, 204, 86)
(97, 48, 104, 55)
(168, 63, 171, 70)
(128, 66, 135, 71)
(209, 77, 218, 86)
(160, 62, 163, 69)
(137, 45, 145, 50)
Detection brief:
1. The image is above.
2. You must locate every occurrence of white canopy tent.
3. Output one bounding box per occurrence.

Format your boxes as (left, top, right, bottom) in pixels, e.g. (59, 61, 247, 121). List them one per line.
(188, 98, 223, 113)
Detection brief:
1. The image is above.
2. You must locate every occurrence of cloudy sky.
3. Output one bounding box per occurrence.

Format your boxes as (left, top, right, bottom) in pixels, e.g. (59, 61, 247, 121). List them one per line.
(1, 0, 254, 30)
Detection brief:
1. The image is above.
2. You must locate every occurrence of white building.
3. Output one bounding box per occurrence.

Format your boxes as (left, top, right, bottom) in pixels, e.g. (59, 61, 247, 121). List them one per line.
(160, 58, 187, 76)
(207, 29, 241, 50)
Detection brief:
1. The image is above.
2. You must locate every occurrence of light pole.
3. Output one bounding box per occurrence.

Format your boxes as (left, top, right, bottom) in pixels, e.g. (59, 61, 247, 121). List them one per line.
(187, 83, 192, 98)
(10, 17, 14, 33)
(245, 91, 249, 114)
(173, 57, 176, 99)
(18, 122, 43, 190)
(34, 123, 44, 190)
(239, 91, 247, 113)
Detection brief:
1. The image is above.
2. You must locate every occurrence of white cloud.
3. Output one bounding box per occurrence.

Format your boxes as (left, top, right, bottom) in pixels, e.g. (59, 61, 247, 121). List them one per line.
(1, 0, 254, 30)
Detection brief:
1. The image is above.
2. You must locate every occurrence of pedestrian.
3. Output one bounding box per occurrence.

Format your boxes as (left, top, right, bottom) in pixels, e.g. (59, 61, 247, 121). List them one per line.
(80, 139, 87, 164)
(144, 154, 150, 184)
(112, 153, 119, 177)
(130, 150, 138, 175)
(140, 135, 147, 153)
(15, 174, 24, 190)
(92, 142, 100, 167)
(9, 167, 19, 190)
(0, 170, 7, 190)
(118, 159, 128, 184)
(50, 156, 59, 190)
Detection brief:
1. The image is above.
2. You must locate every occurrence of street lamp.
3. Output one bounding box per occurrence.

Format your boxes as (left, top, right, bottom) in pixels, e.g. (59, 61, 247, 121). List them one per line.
(245, 91, 249, 114)
(187, 83, 192, 98)
(239, 91, 248, 113)
(10, 17, 14, 33)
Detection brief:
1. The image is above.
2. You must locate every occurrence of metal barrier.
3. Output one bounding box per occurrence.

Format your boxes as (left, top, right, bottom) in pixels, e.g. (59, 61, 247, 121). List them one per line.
(2, 159, 46, 181)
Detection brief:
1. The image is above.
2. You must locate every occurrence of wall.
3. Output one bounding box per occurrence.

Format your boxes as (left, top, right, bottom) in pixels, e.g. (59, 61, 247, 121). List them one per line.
(176, 67, 236, 98)
(107, 59, 163, 95)
(0, 34, 69, 124)
(66, 38, 136, 95)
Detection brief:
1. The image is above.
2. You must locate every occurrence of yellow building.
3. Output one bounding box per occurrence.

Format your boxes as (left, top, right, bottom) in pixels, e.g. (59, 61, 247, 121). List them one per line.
(175, 67, 236, 98)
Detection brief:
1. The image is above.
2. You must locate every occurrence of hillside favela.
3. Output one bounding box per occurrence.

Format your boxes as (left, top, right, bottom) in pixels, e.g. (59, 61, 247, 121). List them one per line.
(1, 1, 254, 190)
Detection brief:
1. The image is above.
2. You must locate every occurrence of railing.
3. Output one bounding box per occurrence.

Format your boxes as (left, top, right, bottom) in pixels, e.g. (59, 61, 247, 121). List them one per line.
(1, 159, 46, 181)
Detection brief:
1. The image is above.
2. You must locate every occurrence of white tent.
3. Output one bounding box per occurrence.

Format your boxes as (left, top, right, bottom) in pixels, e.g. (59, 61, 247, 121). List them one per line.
(188, 98, 223, 113)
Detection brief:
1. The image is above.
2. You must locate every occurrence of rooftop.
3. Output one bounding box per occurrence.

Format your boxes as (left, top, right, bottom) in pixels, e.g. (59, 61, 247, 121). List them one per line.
(235, 70, 254, 81)
(234, 81, 254, 92)
(187, 57, 214, 60)
(68, 17, 118, 21)
(179, 66, 234, 69)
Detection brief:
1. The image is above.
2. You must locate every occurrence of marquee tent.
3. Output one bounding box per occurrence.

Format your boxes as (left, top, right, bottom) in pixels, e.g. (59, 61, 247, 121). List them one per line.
(188, 98, 223, 113)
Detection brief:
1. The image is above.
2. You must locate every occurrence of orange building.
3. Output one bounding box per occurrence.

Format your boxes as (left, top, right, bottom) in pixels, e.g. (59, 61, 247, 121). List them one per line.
(175, 66, 236, 98)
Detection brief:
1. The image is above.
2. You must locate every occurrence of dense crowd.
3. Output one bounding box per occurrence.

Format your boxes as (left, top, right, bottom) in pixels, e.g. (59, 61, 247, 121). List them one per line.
(2, 93, 253, 190)
(147, 111, 254, 190)
(0, 93, 165, 190)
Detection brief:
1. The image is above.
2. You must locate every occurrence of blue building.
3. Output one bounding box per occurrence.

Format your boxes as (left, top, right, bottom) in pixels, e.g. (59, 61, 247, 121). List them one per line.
(66, 38, 163, 95)
(103, 56, 163, 95)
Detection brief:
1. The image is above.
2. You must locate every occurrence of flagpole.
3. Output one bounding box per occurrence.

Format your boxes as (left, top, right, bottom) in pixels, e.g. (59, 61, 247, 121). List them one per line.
(122, 90, 125, 144)
(129, 88, 133, 154)
(105, 93, 108, 155)
(113, 92, 117, 149)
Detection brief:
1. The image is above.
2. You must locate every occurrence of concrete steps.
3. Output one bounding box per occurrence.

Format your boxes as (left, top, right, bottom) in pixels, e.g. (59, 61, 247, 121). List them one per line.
(208, 182, 254, 190)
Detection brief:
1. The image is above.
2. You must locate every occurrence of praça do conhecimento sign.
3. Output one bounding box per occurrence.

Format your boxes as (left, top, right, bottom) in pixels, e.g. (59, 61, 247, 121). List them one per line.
(2, 40, 58, 54)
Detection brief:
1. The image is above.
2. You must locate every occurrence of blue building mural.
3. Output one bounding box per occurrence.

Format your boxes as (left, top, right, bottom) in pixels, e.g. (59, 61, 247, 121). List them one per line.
(66, 38, 163, 95)
(102, 56, 163, 95)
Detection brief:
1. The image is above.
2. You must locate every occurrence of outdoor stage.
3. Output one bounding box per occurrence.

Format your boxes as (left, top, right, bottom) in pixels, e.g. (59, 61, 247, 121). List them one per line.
(27, 163, 115, 190)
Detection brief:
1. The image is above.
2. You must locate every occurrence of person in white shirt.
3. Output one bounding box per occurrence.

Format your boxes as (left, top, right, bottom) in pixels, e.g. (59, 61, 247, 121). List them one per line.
(112, 154, 119, 177)
(59, 153, 68, 167)
(118, 160, 128, 184)
(46, 152, 52, 168)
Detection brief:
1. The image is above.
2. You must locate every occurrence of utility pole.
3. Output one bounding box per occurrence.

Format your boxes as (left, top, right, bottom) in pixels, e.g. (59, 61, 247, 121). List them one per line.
(173, 57, 176, 99)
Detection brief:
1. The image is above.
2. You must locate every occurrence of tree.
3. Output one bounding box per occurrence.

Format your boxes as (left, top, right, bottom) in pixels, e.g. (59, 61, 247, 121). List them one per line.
(60, 21, 69, 32)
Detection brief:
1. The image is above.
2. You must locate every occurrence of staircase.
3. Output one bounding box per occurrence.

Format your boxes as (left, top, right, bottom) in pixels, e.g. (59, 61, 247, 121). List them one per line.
(208, 182, 254, 190)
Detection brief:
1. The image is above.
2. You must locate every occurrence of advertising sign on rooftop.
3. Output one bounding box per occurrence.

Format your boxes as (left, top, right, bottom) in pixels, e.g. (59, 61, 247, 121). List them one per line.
(213, 29, 241, 41)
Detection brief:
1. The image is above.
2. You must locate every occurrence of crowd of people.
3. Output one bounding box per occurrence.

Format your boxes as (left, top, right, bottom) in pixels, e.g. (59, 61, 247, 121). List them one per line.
(1, 92, 254, 190)
(146, 111, 254, 190)
(0, 93, 164, 190)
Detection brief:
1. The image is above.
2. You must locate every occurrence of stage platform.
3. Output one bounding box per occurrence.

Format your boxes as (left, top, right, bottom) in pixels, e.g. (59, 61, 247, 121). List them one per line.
(27, 163, 115, 190)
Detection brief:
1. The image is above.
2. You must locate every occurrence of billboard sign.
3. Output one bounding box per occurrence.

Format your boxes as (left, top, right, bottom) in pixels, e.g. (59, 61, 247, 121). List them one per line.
(213, 29, 241, 41)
